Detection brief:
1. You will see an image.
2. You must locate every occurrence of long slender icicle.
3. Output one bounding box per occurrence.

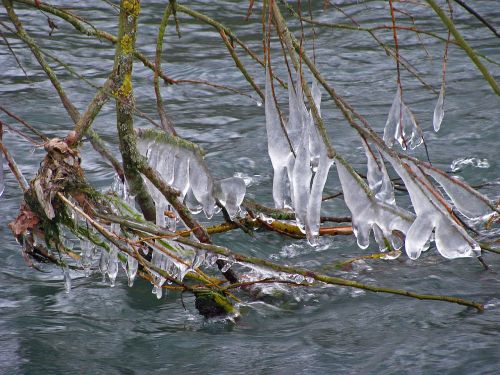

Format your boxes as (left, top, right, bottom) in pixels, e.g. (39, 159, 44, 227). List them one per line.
(265, 67, 294, 209)
(433, 83, 445, 132)
(0, 150, 4, 198)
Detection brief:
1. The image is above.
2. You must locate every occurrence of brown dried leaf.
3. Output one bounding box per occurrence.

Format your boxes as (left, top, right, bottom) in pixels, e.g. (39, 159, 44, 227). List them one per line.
(9, 203, 40, 236)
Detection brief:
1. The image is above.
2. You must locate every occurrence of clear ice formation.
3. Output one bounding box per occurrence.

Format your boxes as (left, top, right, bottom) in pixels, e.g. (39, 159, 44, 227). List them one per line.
(336, 157, 413, 251)
(383, 87, 423, 150)
(361, 138, 395, 206)
(305, 150, 333, 242)
(126, 254, 138, 287)
(381, 151, 481, 259)
(189, 155, 216, 219)
(63, 267, 71, 293)
(433, 83, 445, 132)
(450, 157, 490, 172)
(0, 150, 4, 198)
(107, 223, 120, 287)
(137, 131, 246, 224)
(265, 66, 333, 243)
(286, 68, 305, 150)
(418, 163, 494, 219)
(265, 67, 295, 209)
(309, 79, 323, 171)
(150, 241, 195, 299)
(213, 177, 246, 219)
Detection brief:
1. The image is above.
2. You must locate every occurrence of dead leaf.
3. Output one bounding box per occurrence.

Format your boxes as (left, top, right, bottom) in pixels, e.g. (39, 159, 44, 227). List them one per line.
(9, 203, 40, 236)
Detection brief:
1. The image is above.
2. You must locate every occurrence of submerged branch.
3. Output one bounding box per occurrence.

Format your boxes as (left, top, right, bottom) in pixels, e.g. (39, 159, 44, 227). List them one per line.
(175, 238, 484, 312)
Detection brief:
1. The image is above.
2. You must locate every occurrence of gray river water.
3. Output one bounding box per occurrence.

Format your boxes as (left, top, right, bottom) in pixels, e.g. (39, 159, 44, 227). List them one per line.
(1, 1, 499, 374)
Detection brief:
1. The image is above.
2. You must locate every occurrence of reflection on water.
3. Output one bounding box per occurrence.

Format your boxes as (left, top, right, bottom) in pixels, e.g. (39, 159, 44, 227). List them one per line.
(0, 1, 499, 373)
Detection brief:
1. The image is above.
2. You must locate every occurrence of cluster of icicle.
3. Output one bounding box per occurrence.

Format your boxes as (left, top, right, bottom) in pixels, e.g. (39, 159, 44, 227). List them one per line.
(338, 137, 496, 259)
(266, 67, 495, 259)
(265, 67, 332, 243)
(58, 189, 140, 294)
(376, 82, 496, 258)
(384, 82, 446, 149)
(136, 130, 246, 298)
(137, 130, 246, 227)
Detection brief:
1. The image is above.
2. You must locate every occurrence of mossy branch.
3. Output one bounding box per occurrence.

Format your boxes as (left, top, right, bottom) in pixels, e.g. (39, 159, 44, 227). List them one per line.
(154, 3, 177, 135)
(176, 237, 484, 312)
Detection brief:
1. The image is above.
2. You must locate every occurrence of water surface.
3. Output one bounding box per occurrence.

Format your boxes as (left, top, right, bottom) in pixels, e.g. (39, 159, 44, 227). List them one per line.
(1, 1, 499, 374)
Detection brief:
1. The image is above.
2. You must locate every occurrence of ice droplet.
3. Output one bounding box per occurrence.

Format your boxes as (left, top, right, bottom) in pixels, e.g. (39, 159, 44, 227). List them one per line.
(221, 260, 233, 273)
(292, 274, 305, 283)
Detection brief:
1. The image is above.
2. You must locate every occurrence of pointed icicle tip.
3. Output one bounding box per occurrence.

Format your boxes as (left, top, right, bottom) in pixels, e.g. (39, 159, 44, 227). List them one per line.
(433, 83, 445, 132)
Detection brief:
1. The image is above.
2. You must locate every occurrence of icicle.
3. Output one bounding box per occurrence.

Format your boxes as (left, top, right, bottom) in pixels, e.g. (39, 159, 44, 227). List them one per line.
(394, 103, 423, 150)
(171, 151, 190, 198)
(152, 284, 163, 299)
(126, 254, 138, 287)
(80, 240, 93, 277)
(189, 156, 216, 219)
(382, 152, 480, 259)
(403, 104, 423, 150)
(0, 150, 4, 198)
(291, 125, 311, 233)
(177, 263, 189, 282)
(383, 88, 423, 150)
(190, 250, 206, 270)
(372, 224, 387, 251)
(107, 246, 118, 287)
(286, 69, 304, 149)
(336, 159, 413, 251)
(422, 166, 494, 219)
(265, 67, 294, 209)
(63, 267, 71, 293)
(99, 250, 109, 281)
(213, 177, 246, 219)
(383, 87, 401, 148)
(311, 78, 322, 118)
(404, 214, 435, 259)
(184, 187, 203, 214)
(433, 83, 445, 132)
(305, 151, 333, 243)
(308, 79, 323, 171)
(361, 140, 395, 205)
